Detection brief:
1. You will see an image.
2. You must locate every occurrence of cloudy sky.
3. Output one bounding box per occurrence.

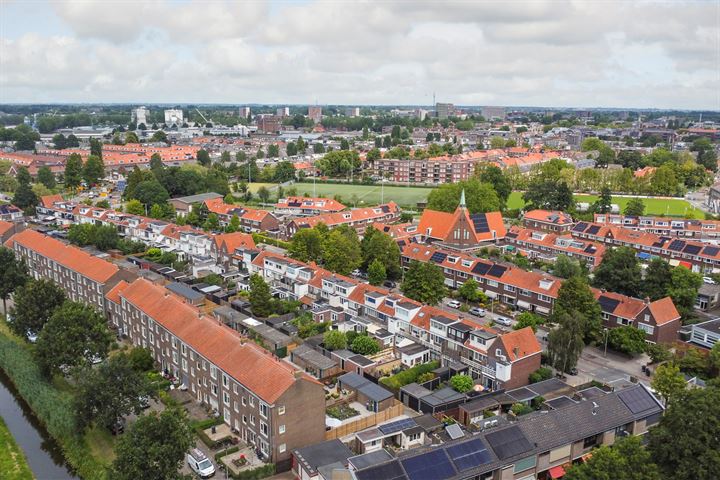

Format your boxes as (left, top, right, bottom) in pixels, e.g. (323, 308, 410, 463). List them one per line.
(1, 0, 718, 109)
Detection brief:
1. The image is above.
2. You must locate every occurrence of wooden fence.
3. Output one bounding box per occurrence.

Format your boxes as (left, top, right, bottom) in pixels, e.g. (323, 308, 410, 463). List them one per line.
(325, 400, 404, 440)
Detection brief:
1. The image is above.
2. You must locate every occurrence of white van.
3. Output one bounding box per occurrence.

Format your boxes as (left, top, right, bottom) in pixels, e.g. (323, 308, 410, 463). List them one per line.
(187, 448, 215, 478)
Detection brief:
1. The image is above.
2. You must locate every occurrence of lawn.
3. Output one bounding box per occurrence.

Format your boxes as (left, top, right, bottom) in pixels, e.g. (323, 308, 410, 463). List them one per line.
(268, 182, 434, 208)
(507, 192, 701, 218)
(0, 417, 33, 480)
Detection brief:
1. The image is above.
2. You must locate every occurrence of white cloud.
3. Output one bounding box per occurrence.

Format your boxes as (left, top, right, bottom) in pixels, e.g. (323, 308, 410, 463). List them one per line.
(0, 0, 717, 108)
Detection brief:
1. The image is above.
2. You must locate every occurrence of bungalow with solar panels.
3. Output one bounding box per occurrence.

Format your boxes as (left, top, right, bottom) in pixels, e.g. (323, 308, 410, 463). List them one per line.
(417, 190, 506, 252)
(352, 384, 663, 480)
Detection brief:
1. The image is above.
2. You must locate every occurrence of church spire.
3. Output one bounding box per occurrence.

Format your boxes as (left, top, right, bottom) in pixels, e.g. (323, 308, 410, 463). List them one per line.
(459, 189, 466, 210)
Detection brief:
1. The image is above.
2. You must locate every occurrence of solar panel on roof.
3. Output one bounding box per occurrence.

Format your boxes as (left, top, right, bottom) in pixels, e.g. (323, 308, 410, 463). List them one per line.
(683, 244, 701, 255)
(668, 239, 685, 252)
(471, 214, 490, 234)
(356, 460, 408, 480)
(703, 246, 720, 256)
(573, 222, 589, 232)
(378, 418, 417, 435)
(472, 263, 491, 275)
(401, 449, 456, 480)
(445, 423, 465, 440)
(430, 252, 448, 264)
(586, 225, 601, 235)
(485, 425, 533, 461)
(652, 239, 666, 248)
(446, 438, 492, 471)
(617, 386, 660, 415)
(487, 265, 507, 278)
(598, 295, 620, 313)
(584, 244, 596, 253)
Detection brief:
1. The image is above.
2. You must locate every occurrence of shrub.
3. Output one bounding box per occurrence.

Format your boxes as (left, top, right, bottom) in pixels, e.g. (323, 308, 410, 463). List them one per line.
(449, 374, 474, 393)
(380, 360, 440, 390)
(229, 463, 275, 480)
(215, 445, 240, 462)
(529, 367, 553, 384)
(511, 403, 533, 416)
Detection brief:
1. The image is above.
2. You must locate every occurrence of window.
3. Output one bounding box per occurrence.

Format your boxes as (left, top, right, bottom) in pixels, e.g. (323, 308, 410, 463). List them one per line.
(278, 444, 286, 453)
(242, 415, 247, 424)
(234, 401, 239, 413)
(223, 392, 230, 406)
(514, 456, 537, 473)
(278, 406, 285, 415)
(260, 422, 268, 436)
(242, 397, 247, 406)
(210, 366, 217, 379)
(279, 424, 285, 434)
(583, 434, 600, 449)
(233, 384, 238, 395)
(260, 402, 268, 418)
(222, 374, 229, 388)
(249, 396, 255, 407)
(638, 323, 655, 335)
(250, 415, 256, 425)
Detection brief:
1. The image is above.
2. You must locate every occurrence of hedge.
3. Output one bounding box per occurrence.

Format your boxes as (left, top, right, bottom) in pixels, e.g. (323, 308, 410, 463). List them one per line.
(215, 445, 240, 462)
(229, 463, 275, 480)
(379, 360, 440, 390)
(0, 329, 109, 480)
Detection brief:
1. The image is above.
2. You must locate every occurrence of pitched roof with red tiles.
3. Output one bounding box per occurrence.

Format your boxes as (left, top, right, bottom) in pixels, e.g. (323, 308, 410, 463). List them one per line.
(293, 202, 400, 229)
(205, 198, 242, 216)
(0, 221, 13, 237)
(120, 278, 316, 403)
(648, 297, 681, 325)
(522, 210, 574, 225)
(106, 280, 130, 304)
(417, 207, 505, 243)
(497, 327, 541, 362)
(213, 232, 256, 253)
(6, 229, 120, 283)
(276, 197, 346, 212)
(40, 194, 64, 209)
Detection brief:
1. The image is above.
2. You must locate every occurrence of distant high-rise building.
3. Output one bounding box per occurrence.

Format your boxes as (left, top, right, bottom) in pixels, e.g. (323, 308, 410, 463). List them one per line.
(239, 106, 251, 118)
(132, 106, 149, 126)
(308, 106, 322, 123)
(435, 102, 454, 120)
(276, 107, 290, 117)
(481, 106, 506, 120)
(345, 107, 360, 117)
(257, 115, 282, 134)
(164, 109, 184, 125)
(415, 109, 428, 121)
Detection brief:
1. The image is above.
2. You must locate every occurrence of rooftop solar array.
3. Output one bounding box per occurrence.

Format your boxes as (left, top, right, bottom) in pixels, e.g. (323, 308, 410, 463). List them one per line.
(683, 244, 701, 255)
(485, 425, 533, 460)
(652, 239, 666, 247)
(573, 222, 589, 232)
(586, 225, 601, 235)
(487, 265, 507, 278)
(355, 460, 408, 480)
(598, 295, 620, 313)
(471, 214, 490, 234)
(668, 239, 685, 252)
(400, 448, 456, 480)
(472, 262, 491, 275)
(446, 423, 465, 440)
(446, 438, 493, 472)
(584, 244, 597, 253)
(378, 418, 417, 435)
(430, 252, 448, 264)
(703, 245, 720, 256)
(617, 386, 660, 416)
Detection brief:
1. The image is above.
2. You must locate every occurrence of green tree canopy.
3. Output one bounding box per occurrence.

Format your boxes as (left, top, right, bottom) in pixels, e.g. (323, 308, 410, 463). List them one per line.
(322, 228, 362, 275)
(82, 155, 105, 186)
(624, 197, 645, 216)
(323, 330, 347, 351)
(553, 254, 584, 279)
(401, 261, 447, 305)
(593, 247, 643, 298)
(426, 179, 501, 214)
(667, 266, 702, 320)
(289, 227, 325, 262)
(350, 335, 380, 355)
(0, 247, 28, 316)
(650, 362, 687, 406)
(457, 278, 481, 302)
(607, 326, 646, 355)
(196, 149, 211, 166)
(249, 273, 273, 318)
(564, 436, 660, 480)
(37, 165, 56, 189)
(9, 279, 66, 337)
(367, 258, 387, 286)
(449, 374, 474, 393)
(361, 226, 401, 279)
(64, 153, 84, 189)
(642, 258, 672, 300)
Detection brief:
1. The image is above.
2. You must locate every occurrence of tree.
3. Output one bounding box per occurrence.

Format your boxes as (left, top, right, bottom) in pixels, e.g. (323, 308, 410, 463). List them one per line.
(74, 352, 155, 431)
(667, 266, 702, 320)
(203, 212, 220, 231)
(426, 179, 501, 214)
(196, 149, 211, 166)
(315, 150, 360, 177)
(11, 167, 37, 210)
(361, 227, 401, 279)
(52, 133, 67, 149)
(286, 142, 297, 156)
(125, 199, 145, 215)
(89, 138, 103, 159)
(564, 436, 660, 480)
(249, 273, 273, 317)
(37, 165, 56, 189)
(257, 186, 271, 204)
(274, 161, 296, 182)
(127, 347, 155, 372)
(401, 261, 447, 305)
(649, 386, 720, 478)
(82, 155, 105, 186)
(593, 247, 642, 298)
(642, 258, 672, 300)
(323, 330, 347, 350)
(64, 153, 83, 189)
(553, 254, 584, 279)
(624, 197, 645, 216)
(513, 312, 544, 332)
(592, 186, 613, 213)
(111, 408, 194, 480)
(651, 362, 686, 406)
(607, 326, 646, 355)
(288, 227, 325, 262)
(35, 301, 113, 377)
(225, 214, 240, 233)
(132, 179, 169, 207)
(457, 278, 481, 302)
(474, 164, 511, 205)
(367, 259, 387, 286)
(149, 153, 164, 172)
(0, 247, 28, 317)
(9, 279, 66, 338)
(449, 374, 474, 393)
(150, 130, 168, 144)
(547, 310, 586, 373)
(350, 335, 380, 355)
(553, 276, 602, 342)
(322, 228, 362, 275)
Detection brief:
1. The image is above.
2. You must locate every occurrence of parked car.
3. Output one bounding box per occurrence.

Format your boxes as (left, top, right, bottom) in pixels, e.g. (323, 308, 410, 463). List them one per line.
(187, 448, 216, 478)
(383, 280, 396, 289)
(494, 316, 513, 327)
(469, 307, 486, 317)
(110, 417, 125, 435)
(703, 277, 716, 285)
(447, 300, 462, 309)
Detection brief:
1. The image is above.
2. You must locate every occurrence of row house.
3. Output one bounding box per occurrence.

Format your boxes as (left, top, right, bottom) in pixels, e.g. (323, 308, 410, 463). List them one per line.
(594, 213, 720, 241)
(0, 204, 23, 222)
(0, 220, 23, 244)
(571, 220, 720, 273)
(353, 384, 663, 480)
(105, 278, 326, 467)
(274, 197, 346, 216)
(284, 202, 401, 239)
(5, 229, 135, 311)
(504, 226, 605, 269)
(595, 291, 681, 344)
(241, 247, 541, 391)
(204, 198, 282, 234)
(401, 243, 561, 316)
(522, 209, 574, 233)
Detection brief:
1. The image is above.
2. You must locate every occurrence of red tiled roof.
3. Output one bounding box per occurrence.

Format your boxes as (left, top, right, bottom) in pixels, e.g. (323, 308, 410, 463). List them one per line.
(522, 210, 573, 225)
(294, 202, 400, 229)
(213, 232, 255, 252)
(0, 221, 13, 237)
(648, 297, 681, 325)
(6, 229, 120, 283)
(40, 194, 63, 209)
(276, 196, 345, 212)
(106, 280, 130, 304)
(120, 278, 316, 403)
(498, 327, 541, 361)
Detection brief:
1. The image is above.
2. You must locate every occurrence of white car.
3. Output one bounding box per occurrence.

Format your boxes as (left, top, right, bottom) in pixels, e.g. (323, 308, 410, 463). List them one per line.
(447, 300, 462, 309)
(703, 277, 716, 285)
(187, 448, 215, 478)
(494, 316, 513, 327)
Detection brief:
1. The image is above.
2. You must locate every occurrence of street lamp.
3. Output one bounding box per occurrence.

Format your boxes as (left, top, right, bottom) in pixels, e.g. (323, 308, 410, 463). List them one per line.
(603, 328, 609, 357)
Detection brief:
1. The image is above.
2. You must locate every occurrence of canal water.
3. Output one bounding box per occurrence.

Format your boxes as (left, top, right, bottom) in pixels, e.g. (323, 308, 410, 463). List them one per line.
(0, 369, 78, 479)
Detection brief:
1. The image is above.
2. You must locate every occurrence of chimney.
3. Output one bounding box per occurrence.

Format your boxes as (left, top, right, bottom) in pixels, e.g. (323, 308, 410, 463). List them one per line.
(644, 296, 650, 305)
(592, 401, 599, 416)
(513, 346, 520, 358)
(294, 370, 303, 380)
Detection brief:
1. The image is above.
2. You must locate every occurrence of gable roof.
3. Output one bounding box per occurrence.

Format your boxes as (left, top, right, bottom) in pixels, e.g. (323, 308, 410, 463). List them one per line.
(497, 327, 541, 362)
(212, 232, 256, 253)
(648, 297, 681, 325)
